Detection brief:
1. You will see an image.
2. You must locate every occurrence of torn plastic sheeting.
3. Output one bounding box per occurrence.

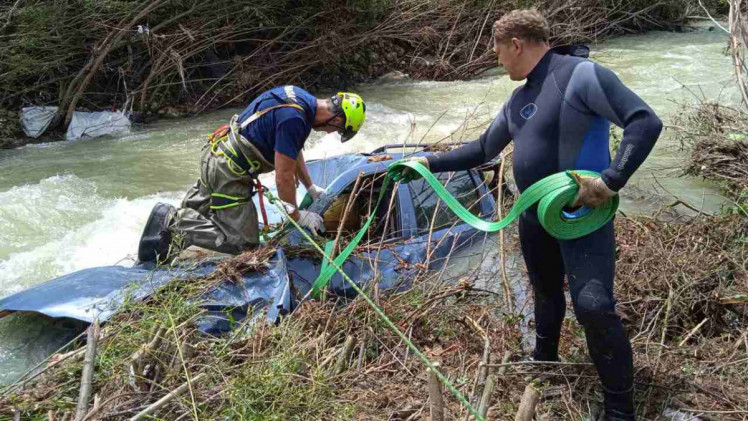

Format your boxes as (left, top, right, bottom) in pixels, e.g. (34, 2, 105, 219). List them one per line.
(194, 248, 293, 335)
(0, 249, 292, 335)
(285, 228, 484, 300)
(0, 264, 205, 323)
(20, 106, 58, 138)
(66, 110, 131, 141)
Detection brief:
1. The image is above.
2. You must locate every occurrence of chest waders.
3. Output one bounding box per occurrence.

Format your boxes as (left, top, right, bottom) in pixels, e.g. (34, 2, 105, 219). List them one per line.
(150, 101, 307, 260)
(207, 103, 305, 229)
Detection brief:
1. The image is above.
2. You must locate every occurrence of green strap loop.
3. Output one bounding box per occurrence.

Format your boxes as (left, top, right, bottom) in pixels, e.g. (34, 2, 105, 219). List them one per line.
(309, 161, 618, 298)
(210, 192, 248, 210)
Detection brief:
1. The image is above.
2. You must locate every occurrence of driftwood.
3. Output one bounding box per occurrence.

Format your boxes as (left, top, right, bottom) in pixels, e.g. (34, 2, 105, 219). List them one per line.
(74, 320, 100, 421)
(478, 374, 495, 418)
(334, 335, 357, 375)
(428, 363, 444, 421)
(514, 383, 541, 421)
(129, 372, 207, 421)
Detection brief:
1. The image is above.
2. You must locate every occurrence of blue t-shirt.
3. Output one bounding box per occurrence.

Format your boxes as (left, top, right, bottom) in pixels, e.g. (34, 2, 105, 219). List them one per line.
(237, 86, 317, 163)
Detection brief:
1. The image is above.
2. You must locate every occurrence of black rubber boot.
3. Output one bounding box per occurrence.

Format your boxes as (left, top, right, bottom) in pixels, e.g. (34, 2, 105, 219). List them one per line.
(603, 385, 636, 420)
(532, 333, 561, 362)
(137, 203, 176, 264)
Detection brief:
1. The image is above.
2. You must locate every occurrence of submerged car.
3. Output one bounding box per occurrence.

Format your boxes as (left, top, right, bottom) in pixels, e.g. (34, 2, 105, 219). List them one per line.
(0, 145, 506, 334)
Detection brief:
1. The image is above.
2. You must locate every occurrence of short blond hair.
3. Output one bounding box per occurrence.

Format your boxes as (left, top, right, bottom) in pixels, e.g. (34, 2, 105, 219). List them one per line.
(493, 9, 550, 44)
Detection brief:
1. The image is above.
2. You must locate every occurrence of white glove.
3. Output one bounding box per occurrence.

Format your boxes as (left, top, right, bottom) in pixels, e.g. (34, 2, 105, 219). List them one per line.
(297, 210, 325, 235)
(307, 184, 327, 200)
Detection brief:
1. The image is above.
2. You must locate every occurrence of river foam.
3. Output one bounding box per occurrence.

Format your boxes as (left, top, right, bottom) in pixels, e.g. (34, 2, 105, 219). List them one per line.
(0, 174, 182, 298)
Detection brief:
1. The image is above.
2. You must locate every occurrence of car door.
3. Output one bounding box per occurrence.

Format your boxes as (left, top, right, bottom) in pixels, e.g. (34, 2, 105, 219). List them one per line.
(400, 169, 495, 271)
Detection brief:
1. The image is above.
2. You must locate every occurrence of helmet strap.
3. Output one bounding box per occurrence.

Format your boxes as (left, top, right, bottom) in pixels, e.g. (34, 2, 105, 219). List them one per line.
(313, 95, 345, 129)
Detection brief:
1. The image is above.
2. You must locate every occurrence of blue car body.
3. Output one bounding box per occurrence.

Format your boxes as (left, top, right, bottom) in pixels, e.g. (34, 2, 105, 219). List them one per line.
(0, 147, 499, 335)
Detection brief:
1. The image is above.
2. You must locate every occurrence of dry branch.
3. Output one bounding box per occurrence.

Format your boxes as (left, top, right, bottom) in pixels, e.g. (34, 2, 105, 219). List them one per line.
(514, 384, 541, 421)
(74, 320, 100, 421)
(129, 372, 206, 421)
(477, 374, 495, 418)
(334, 335, 357, 375)
(428, 363, 444, 421)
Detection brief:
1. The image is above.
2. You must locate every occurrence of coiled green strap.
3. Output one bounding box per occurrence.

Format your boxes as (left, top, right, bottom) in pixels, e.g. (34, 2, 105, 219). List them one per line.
(309, 161, 618, 298)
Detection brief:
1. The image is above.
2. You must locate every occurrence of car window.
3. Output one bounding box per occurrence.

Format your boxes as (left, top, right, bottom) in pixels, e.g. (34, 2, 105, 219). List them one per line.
(408, 171, 482, 236)
(307, 155, 370, 189)
(320, 173, 401, 242)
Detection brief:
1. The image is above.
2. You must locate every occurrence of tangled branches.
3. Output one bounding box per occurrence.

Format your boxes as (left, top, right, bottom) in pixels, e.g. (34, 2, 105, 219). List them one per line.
(0, 0, 699, 128)
(675, 102, 748, 205)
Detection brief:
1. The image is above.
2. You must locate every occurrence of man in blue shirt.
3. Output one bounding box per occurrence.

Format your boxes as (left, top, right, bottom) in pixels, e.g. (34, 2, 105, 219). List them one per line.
(138, 86, 366, 261)
(407, 10, 662, 420)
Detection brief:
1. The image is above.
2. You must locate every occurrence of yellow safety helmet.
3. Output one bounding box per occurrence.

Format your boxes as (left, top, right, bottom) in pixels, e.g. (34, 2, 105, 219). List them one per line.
(333, 92, 366, 142)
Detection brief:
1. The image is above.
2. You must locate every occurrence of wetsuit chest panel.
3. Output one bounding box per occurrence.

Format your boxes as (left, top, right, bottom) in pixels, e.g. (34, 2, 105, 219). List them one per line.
(508, 53, 612, 191)
(509, 76, 564, 192)
(427, 50, 661, 194)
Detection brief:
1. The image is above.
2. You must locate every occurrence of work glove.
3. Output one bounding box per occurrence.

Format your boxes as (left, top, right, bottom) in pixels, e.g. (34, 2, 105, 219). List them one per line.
(570, 172, 617, 207)
(397, 156, 430, 183)
(296, 210, 325, 235)
(307, 184, 327, 201)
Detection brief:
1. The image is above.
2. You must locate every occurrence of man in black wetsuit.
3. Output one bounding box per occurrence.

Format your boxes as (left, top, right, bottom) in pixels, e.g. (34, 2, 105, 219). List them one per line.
(409, 10, 662, 420)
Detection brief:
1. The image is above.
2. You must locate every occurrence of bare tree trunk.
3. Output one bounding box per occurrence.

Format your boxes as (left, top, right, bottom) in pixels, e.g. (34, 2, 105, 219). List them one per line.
(728, 0, 748, 108)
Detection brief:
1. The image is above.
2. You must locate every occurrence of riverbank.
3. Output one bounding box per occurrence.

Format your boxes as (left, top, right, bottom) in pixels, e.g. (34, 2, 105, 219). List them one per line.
(0, 0, 712, 149)
(676, 101, 748, 212)
(3, 96, 748, 418)
(1, 209, 746, 419)
(0, 15, 744, 419)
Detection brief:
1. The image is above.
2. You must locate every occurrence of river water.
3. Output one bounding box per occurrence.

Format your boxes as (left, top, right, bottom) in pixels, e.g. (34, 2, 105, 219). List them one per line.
(0, 25, 736, 383)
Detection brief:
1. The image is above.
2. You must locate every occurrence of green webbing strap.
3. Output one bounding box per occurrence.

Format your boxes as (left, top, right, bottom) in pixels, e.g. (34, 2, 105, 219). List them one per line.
(217, 134, 255, 175)
(266, 193, 485, 421)
(308, 161, 618, 298)
(316, 240, 336, 299)
(210, 192, 248, 210)
(309, 182, 391, 297)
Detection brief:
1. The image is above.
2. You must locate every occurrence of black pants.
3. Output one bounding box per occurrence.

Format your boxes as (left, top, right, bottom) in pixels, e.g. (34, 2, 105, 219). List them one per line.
(519, 211, 635, 419)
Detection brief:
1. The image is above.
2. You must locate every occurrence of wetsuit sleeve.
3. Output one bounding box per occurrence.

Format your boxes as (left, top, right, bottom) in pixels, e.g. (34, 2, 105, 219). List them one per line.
(427, 104, 512, 173)
(274, 116, 306, 160)
(568, 62, 663, 191)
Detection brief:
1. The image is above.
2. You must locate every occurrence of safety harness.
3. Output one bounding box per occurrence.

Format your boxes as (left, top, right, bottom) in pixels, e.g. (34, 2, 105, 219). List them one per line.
(206, 95, 305, 230)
